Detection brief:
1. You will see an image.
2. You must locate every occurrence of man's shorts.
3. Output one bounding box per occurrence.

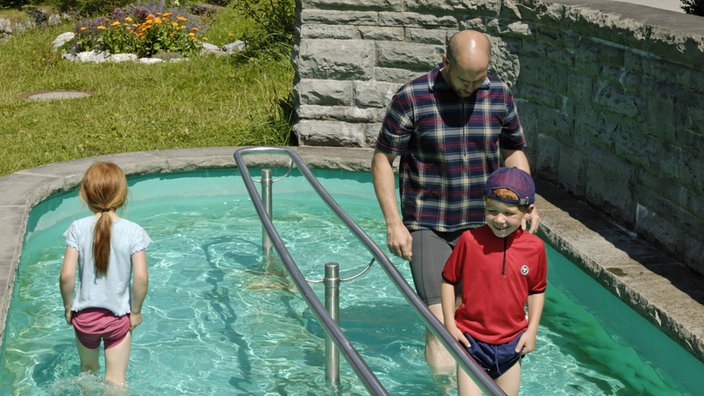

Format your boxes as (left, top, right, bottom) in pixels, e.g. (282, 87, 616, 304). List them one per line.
(462, 331, 524, 379)
(72, 308, 130, 350)
(410, 229, 467, 305)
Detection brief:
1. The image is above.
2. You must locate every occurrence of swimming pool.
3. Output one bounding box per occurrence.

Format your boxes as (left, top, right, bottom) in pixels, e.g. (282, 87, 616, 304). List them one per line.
(1, 166, 702, 394)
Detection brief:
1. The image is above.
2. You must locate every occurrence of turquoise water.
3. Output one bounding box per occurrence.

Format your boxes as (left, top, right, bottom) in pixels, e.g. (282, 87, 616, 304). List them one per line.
(1, 167, 702, 395)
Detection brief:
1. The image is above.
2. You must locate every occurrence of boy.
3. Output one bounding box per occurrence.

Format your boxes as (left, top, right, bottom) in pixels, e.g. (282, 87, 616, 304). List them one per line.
(441, 167, 547, 396)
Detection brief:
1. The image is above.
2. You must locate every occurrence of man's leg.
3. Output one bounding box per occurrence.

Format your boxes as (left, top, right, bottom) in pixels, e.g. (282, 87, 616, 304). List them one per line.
(425, 303, 456, 374)
(410, 229, 466, 374)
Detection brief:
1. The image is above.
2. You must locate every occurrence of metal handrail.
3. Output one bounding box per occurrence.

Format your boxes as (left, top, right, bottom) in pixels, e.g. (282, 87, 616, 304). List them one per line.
(234, 146, 506, 396)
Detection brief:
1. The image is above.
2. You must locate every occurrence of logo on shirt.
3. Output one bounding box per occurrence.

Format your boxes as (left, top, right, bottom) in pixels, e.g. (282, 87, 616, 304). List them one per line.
(520, 265, 529, 276)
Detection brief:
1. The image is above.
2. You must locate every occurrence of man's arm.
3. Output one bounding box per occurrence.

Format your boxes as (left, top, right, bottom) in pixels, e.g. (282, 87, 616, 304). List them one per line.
(371, 150, 413, 260)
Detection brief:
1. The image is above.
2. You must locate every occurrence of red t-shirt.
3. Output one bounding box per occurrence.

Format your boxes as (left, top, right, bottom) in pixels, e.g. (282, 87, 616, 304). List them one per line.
(442, 225, 547, 344)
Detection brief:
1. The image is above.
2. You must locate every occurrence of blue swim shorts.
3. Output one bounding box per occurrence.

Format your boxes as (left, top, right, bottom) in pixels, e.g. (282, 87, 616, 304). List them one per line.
(462, 331, 524, 379)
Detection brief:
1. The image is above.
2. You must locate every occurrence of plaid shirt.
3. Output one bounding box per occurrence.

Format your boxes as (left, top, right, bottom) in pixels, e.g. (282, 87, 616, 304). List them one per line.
(376, 65, 527, 232)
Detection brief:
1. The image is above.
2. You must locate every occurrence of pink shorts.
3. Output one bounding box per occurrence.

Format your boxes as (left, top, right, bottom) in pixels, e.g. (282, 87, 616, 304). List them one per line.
(72, 308, 130, 350)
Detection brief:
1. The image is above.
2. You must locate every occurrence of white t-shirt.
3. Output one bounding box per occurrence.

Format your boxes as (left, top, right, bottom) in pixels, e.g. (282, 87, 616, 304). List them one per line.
(64, 216, 151, 316)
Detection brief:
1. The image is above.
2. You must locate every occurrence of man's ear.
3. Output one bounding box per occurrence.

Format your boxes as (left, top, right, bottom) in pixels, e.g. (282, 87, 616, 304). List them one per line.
(442, 54, 449, 68)
(523, 204, 535, 217)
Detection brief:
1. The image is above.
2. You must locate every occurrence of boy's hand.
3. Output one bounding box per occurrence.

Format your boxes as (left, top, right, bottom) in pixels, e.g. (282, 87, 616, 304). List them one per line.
(446, 325, 471, 348)
(515, 329, 537, 354)
(64, 309, 73, 325)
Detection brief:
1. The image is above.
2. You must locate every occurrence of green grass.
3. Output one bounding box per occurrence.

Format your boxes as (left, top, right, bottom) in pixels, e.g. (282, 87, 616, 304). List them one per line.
(0, 7, 294, 176)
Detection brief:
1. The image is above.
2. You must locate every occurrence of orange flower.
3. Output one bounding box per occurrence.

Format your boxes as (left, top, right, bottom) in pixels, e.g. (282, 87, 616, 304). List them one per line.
(154, 17, 162, 24)
(80, 26, 87, 31)
(191, 27, 199, 32)
(163, 12, 172, 17)
(177, 16, 188, 22)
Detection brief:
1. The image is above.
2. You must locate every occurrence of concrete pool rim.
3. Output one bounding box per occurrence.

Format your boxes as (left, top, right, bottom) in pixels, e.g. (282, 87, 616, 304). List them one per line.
(0, 146, 702, 364)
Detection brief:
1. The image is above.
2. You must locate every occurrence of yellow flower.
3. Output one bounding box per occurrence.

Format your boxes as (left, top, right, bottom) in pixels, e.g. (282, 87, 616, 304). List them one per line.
(125, 17, 133, 22)
(154, 17, 162, 24)
(97, 25, 106, 30)
(227, 33, 235, 37)
(80, 26, 87, 31)
(191, 27, 199, 32)
(111, 21, 121, 27)
(172, 22, 179, 28)
(203, 37, 208, 41)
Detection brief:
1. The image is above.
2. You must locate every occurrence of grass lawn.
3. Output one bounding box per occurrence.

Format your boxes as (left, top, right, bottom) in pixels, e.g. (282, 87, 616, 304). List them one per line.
(0, 5, 294, 176)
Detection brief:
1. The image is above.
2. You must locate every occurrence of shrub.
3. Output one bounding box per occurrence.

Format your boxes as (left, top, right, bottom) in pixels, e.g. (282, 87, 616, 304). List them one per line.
(67, 3, 207, 57)
(231, 0, 295, 62)
(681, 0, 704, 16)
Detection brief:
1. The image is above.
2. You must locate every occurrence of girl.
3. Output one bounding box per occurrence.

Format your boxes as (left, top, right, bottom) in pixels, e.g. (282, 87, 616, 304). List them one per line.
(60, 161, 150, 390)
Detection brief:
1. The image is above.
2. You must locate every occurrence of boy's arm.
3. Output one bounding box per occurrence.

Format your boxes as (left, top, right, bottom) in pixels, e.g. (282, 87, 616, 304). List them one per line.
(59, 246, 78, 325)
(516, 292, 545, 354)
(130, 250, 149, 330)
(441, 280, 469, 347)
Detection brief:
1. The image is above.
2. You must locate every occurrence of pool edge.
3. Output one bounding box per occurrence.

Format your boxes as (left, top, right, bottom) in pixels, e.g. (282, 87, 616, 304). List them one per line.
(1, 146, 702, 364)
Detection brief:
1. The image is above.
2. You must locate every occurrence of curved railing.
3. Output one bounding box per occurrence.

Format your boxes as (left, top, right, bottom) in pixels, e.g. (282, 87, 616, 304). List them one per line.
(234, 146, 505, 396)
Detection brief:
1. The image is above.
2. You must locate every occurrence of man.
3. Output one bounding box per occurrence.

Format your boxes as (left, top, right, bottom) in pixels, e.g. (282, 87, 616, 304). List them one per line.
(371, 29, 540, 373)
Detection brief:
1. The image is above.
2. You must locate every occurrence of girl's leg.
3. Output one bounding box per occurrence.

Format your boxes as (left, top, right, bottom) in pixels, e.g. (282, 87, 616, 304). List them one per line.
(103, 331, 132, 388)
(496, 361, 522, 396)
(76, 337, 100, 373)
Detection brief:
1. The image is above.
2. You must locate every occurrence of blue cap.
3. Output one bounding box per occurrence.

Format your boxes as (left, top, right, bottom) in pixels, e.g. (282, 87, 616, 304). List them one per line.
(483, 167, 535, 206)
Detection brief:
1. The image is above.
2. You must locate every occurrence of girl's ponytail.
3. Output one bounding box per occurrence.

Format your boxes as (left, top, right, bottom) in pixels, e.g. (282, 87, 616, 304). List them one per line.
(79, 162, 128, 276)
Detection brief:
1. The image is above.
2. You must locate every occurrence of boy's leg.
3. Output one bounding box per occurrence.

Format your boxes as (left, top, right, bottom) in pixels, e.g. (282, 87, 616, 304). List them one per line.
(456, 364, 483, 396)
(495, 361, 522, 396)
(103, 331, 132, 388)
(76, 337, 100, 373)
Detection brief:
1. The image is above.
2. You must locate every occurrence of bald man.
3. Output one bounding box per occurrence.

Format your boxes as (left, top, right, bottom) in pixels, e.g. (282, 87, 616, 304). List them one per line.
(372, 30, 540, 373)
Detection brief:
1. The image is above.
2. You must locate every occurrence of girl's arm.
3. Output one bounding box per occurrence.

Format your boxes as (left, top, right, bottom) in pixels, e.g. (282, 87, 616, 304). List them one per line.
(130, 250, 149, 330)
(59, 246, 78, 325)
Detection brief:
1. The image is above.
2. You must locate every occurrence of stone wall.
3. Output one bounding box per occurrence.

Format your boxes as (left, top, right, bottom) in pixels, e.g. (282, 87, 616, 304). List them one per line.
(291, 0, 704, 275)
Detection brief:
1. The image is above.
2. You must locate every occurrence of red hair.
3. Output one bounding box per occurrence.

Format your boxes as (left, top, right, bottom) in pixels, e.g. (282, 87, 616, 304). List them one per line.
(79, 162, 128, 275)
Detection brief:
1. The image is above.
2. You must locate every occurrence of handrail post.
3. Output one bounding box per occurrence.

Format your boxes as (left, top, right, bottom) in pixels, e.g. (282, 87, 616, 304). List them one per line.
(261, 169, 273, 257)
(324, 262, 340, 384)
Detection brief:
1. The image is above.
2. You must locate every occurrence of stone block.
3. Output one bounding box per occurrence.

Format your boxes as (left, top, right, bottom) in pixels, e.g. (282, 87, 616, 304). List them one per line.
(585, 149, 637, 225)
(301, 24, 359, 39)
(301, 0, 402, 11)
(379, 12, 458, 28)
(358, 26, 404, 41)
(354, 81, 397, 108)
(294, 120, 367, 147)
(294, 79, 353, 106)
(297, 39, 375, 80)
(557, 145, 586, 197)
(406, 28, 450, 45)
(376, 41, 443, 70)
(300, 9, 378, 25)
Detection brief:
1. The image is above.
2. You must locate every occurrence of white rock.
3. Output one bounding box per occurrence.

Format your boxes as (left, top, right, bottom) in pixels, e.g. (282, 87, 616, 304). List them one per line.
(52, 32, 75, 51)
(108, 53, 138, 63)
(221, 40, 246, 54)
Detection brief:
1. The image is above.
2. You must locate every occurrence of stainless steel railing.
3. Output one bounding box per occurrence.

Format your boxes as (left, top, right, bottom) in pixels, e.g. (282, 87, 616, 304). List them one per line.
(234, 146, 505, 396)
